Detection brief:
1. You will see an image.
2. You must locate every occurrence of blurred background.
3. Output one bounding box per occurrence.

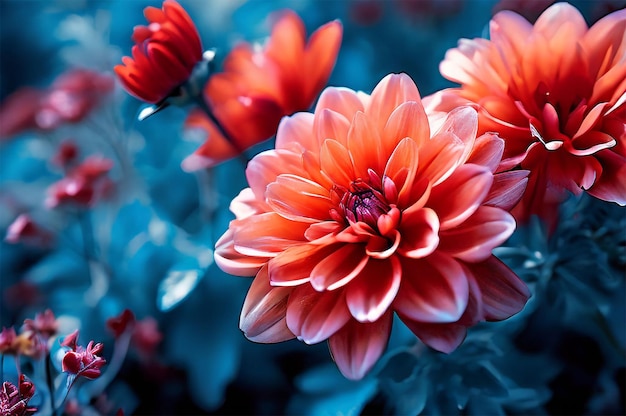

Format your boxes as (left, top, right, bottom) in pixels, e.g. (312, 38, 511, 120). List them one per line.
(1, 0, 624, 415)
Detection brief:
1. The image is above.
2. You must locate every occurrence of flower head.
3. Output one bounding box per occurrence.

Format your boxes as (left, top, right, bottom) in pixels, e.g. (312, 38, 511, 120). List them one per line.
(61, 330, 106, 380)
(182, 10, 342, 170)
(0, 69, 114, 139)
(4, 214, 54, 248)
(46, 155, 114, 208)
(23, 309, 58, 340)
(425, 3, 626, 224)
(0, 375, 37, 416)
(114, 0, 204, 104)
(106, 309, 136, 338)
(215, 73, 530, 379)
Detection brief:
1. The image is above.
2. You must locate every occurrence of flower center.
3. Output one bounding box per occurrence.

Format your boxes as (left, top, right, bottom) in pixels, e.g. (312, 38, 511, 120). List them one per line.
(340, 180, 391, 229)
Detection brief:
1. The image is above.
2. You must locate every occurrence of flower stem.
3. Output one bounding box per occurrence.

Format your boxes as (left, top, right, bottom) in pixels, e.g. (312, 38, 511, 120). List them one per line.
(46, 352, 56, 412)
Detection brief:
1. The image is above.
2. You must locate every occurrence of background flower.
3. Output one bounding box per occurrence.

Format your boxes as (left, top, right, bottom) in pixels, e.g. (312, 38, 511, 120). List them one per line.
(182, 10, 343, 170)
(424, 2, 626, 225)
(216, 73, 530, 379)
(114, 0, 204, 104)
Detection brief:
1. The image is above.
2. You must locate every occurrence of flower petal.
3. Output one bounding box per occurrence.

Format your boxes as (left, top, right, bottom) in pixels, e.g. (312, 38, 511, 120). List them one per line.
(266, 174, 333, 222)
(311, 243, 369, 291)
(428, 164, 493, 230)
(269, 243, 338, 287)
(286, 284, 351, 344)
(345, 257, 401, 322)
(438, 206, 516, 263)
(394, 253, 469, 323)
(214, 229, 267, 276)
(464, 255, 530, 321)
(240, 265, 296, 343)
(328, 311, 393, 380)
(400, 319, 467, 354)
(398, 207, 440, 258)
(233, 212, 309, 257)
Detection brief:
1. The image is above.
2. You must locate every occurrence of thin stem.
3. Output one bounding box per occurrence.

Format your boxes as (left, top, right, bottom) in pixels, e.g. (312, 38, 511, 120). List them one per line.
(46, 352, 56, 412)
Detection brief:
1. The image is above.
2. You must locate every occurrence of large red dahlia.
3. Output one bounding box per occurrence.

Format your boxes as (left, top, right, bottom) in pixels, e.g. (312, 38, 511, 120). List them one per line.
(215, 73, 530, 380)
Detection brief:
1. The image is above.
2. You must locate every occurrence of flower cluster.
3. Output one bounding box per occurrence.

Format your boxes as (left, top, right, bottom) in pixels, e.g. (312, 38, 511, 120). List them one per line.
(1, 0, 624, 413)
(0, 69, 114, 139)
(0, 375, 37, 416)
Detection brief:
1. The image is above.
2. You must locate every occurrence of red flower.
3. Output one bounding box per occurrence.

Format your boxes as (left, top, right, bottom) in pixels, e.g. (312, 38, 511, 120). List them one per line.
(0, 375, 37, 416)
(0, 69, 114, 139)
(424, 3, 626, 225)
(46, 155, 114, 208)
(52, 140, 79, 168)
(215, 73, 530, 379)
(61, 330, 106, 380)
(23, 309, 58, 340)
(106, 309, 136, 338)
(114, 0, 204, 104)
(181, 10, 343, 170)
(0, 327, 18, 354)
(4, 214, 54, 248)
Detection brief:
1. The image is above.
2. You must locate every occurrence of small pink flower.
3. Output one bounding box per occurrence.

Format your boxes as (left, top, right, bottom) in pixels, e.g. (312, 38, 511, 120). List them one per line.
(23, 309, 58, 340)
(0, 327, 17, 354)
(61, 330, 106, 380)
(46, 155, 114, 209)
(0, 375, 37, 416)
(4, 214, 54, 248)
(0, 69, 113, 139)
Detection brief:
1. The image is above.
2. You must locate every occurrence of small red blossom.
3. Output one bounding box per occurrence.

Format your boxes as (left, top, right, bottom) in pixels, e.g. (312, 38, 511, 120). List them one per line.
(425, 3, 626, 226)
(23, 309, 58, 340)
(52, 140, 80, 168)
(114, 0, 204, 104)
(0, 328, 41, 358)
(46, 155, 114, 209)
(0, 375, 37, 416)
(181, 10, 343, 170)
(0, 69, 114, 139)
(61, 330, 106, 380)
(131, 317, 162, 356)
(106, 309, 136, 338)
(4, 214, 54, 248)
(0, 327, 17, 354)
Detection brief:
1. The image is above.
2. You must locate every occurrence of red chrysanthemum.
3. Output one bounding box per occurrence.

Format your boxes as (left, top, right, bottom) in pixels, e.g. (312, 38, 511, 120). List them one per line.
(215, 73, 531, 380)
(181, 10, 342, 170)
(424, 3, 626, 225)
(114, 0, 203, 104)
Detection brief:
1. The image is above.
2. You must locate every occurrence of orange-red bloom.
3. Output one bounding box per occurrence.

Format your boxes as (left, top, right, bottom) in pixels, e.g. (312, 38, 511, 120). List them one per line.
(114, 0, 203, 104)
(215, 73, 530, 379)
(425, 3, 626, 224)
(0, 69, 114, 139)
(181, 10, 343, 170)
